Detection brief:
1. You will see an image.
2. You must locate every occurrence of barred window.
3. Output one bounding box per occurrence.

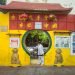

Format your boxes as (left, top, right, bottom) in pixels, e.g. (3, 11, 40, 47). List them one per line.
(55, 36, 70, 48)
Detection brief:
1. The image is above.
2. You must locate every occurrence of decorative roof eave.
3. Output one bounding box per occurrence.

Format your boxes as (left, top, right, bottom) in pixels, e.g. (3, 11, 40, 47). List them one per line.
(0, 8, 72, 14)
(0, 1, 72, 14)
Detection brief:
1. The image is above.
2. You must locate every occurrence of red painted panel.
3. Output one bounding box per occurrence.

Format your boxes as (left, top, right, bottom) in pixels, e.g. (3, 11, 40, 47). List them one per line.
(9, 13, 75, 31)
(67, 22, 75, 31)
(33, 14, 43, 22)
(58, 21, 67, 30)
(58, 15, 67, 21)
(9, 20, 18, 30)
(67, 15, 75, 22)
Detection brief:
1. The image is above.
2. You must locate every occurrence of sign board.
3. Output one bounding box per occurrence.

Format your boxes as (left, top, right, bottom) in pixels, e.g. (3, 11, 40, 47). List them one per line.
(71, 32, 75, 55)
(0, 26, 8, 32)
(10, 38, 20, 48)
(35, 22, 42, 29)
(55, 36, 70, 48)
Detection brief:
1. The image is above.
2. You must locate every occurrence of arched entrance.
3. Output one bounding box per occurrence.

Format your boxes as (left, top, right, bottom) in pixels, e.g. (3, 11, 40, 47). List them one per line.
(22, 30, 52, 65)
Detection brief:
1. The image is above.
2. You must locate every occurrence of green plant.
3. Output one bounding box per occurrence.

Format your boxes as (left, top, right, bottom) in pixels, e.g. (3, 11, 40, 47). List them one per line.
(0, 0, 6, 5)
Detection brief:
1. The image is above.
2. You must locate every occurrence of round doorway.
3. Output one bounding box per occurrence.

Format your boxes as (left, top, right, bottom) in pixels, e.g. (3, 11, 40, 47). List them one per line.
(22, 30, 52, 55)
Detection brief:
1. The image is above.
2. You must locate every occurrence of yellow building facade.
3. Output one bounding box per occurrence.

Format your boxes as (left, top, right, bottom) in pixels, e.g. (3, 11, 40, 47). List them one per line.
(0, 1, 75, 67)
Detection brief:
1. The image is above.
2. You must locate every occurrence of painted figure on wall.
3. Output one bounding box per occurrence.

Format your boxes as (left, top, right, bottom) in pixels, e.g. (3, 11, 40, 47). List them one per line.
(11, 48, 20, 64)
(54, 48, 63, 64)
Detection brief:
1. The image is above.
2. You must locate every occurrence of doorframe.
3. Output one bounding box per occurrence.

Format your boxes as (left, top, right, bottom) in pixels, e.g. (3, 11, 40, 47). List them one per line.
(22, 30, 52, 55)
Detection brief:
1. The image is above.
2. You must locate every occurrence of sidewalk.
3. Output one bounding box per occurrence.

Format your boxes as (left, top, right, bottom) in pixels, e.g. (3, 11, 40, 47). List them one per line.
(0, 66, 75, 75)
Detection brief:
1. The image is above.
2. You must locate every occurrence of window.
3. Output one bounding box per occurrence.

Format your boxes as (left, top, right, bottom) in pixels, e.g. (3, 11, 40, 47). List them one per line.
(71, 32, 75, 55)
(55, 36, 70, 48)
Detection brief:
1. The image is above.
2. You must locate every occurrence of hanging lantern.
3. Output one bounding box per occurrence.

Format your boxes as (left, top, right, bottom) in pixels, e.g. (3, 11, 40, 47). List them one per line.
(48, 14, 57, 22)
(19, 13, 28, 21)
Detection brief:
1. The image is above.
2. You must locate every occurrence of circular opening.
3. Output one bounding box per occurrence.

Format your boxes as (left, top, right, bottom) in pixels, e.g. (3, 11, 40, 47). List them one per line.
(22, 30, 52, 55)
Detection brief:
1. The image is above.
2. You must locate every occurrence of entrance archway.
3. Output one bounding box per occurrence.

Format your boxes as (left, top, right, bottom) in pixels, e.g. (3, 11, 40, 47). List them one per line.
(22, 30, 52, 65)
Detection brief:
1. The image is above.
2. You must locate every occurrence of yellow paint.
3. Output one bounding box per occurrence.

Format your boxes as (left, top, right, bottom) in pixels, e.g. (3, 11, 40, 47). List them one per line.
(44, 23, 49, 29)
(27, 23, 31, 28)
(49, 15, 54, 18)
(52, 23, 58, 29)
(0, 12, 75, 67)
(44, 15, 48, 20)
(36, 15, 40, 21)
(0, 12, 9, 26)
(19, 15, 27, 21)
(0, 12, 30, 66)
(19, 15, 22, 20)
(19, 22, 23, 28)
(11, 14, 15, 20)
(29, 15, 33, 20)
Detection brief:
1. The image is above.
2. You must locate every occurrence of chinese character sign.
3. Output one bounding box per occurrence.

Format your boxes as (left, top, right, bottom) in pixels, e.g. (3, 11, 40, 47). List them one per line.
(10, 38, 20, 48)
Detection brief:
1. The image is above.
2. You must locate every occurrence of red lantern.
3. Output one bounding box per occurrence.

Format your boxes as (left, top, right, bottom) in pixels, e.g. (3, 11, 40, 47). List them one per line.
(19, 13, 28, 21)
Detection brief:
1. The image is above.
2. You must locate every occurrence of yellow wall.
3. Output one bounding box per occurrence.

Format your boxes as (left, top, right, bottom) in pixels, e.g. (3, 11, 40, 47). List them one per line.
(0, 12, 30, 66)
(0, 12, 75, 66)
(45, 31, 75, 66)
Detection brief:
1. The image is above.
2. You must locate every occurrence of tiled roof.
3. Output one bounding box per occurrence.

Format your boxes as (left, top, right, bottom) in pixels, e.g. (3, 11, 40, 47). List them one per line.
(0, 1, 72, 12)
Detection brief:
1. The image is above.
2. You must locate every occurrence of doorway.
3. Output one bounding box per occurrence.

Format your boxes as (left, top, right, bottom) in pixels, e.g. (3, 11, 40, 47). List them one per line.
(22, 30, 52, 65)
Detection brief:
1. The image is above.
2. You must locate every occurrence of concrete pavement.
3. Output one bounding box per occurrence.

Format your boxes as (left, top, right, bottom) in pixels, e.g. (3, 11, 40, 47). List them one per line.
(0, 66, 75, 75)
